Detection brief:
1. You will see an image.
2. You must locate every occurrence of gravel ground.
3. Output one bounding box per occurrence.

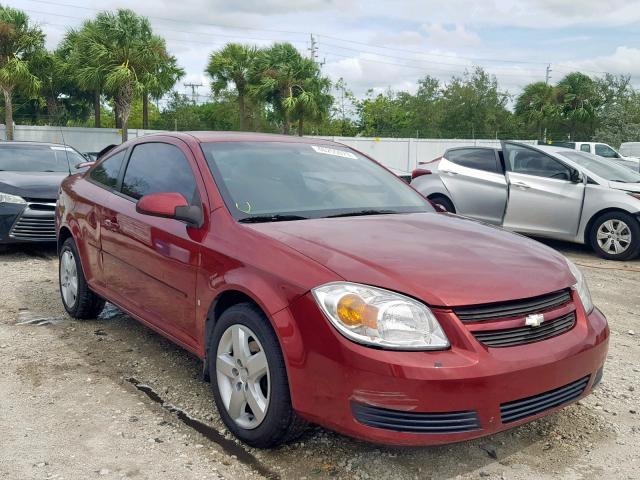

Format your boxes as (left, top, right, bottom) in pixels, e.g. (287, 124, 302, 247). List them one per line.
(0, 240, 638, 480)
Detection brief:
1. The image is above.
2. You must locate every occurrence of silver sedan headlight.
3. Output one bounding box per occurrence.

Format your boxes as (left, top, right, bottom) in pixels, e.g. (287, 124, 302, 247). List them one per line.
(312, 282, 449, 350)
(566, 259, 594, 314)
(0, 192, 27, 204)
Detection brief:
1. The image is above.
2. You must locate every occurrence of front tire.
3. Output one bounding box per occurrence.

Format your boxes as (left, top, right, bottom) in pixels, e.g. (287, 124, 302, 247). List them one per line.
(208, 303, 307, 448)
(589, 211, 640, 260)
(59, 237, 105, 318)
(429, 195, 456, 213)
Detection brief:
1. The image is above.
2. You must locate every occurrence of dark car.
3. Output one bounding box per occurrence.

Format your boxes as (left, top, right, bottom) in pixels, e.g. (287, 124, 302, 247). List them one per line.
(0, 142, 86, 247)
(57, 132, 608, 448)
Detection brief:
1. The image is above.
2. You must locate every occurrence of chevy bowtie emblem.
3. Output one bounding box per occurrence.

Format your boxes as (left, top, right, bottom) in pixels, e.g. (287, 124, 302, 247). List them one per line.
(525, 313, 544, 327)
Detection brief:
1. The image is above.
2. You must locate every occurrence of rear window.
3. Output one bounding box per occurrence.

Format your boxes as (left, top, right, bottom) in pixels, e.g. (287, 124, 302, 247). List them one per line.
(446, 148, 501, 173)
(0, 145, 83, 172)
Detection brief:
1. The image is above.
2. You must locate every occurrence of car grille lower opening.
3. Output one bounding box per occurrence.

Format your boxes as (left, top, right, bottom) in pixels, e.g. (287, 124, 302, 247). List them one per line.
(472, 312, 576, 348)
(351, 403, 480, 433)
(453, 289, 572, 322)
(500, 375, 590, 424)
(10, 215, 57, 241)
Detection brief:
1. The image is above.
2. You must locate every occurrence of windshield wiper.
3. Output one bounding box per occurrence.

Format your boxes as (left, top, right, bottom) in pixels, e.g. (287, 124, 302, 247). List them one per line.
(325, 209, 400, 218)
(238, 214, 308, 223)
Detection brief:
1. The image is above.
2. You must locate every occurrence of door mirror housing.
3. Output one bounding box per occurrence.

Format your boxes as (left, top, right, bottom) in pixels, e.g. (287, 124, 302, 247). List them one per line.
(136, 192, 203, 228)
(570, 169, 584, 184)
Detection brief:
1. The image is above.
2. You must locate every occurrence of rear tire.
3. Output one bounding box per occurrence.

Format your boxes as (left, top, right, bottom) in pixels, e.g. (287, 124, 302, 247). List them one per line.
(429, 195, 455, 213)
(59, 237, 105, 318)
(588, 211, 640, 261)
(208, 303, 307, 448)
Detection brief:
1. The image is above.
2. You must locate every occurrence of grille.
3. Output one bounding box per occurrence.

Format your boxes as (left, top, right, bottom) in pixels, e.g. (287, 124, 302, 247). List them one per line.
(500, 375, 590, 424)
(352, 403, 480, 433)
(472, 312, 576, 348)
(10, 215, 57, 241)
(453, 289, 571, 322)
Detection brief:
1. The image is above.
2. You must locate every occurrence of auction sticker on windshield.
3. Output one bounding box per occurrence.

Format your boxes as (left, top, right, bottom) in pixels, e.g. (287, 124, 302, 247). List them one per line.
(311, 145, 357, 159)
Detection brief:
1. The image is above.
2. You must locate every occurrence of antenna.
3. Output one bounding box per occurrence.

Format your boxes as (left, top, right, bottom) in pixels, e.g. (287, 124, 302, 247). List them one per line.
(58, 125, 72, 174)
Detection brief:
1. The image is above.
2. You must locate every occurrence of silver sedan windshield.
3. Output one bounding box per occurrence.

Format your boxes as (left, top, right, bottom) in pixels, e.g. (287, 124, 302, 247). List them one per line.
(559, 151, 640, 183)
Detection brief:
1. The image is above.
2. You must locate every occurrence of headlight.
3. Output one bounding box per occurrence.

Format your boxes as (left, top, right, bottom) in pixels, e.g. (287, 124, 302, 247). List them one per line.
(312, 282, 449, 350)
(566, 259, 594, 314)
(0, 192, 26, 204)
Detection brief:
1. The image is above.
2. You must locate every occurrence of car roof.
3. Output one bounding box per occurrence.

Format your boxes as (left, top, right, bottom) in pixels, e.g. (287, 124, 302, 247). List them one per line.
(175, 131, 341, 146)
(0, 140, 76, 148)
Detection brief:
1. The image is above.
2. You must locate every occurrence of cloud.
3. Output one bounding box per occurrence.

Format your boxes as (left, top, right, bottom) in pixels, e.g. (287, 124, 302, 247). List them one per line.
(422, 23, 481, 49)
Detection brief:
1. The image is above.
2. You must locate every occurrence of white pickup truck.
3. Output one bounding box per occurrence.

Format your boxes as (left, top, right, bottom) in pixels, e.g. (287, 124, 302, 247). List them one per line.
(541, 141, 639, 171)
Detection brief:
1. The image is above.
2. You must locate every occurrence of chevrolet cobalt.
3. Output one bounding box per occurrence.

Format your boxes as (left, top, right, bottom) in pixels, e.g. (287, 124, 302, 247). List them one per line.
(56, 133, 608, 447)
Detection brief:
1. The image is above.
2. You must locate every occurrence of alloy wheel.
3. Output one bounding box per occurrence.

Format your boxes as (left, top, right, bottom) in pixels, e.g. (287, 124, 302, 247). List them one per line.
(60, 250, 78, 308)
(596, 219, 632, 255)
(216, 324, 270, 429)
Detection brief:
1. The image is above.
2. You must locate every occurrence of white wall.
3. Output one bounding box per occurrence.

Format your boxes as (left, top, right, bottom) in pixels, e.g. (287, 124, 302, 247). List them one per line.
(1, 125, 535, 171)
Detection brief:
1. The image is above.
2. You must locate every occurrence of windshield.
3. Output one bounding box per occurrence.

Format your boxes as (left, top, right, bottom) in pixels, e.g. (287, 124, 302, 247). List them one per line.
(559, 151, 640, 183)
(201, 141, 432, 221)
(0, 145, 83, 172)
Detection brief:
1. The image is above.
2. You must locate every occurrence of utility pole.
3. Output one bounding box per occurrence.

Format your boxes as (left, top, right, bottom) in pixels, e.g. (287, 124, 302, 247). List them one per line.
(184, 82, 203, 105)
(545, 64, 552, 85)
(308, 34, 325, 68)
(543, 64, 552, 143)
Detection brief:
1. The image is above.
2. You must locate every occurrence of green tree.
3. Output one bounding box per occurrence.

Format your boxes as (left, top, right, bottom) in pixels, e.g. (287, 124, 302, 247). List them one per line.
(250, 43, 328, 134)
(0, 6, 44, 140)
(68, 9, 181, 141)
(206, 43, 258, 131)
(556, 72, 600, 140)
(515, 81, 560, 140)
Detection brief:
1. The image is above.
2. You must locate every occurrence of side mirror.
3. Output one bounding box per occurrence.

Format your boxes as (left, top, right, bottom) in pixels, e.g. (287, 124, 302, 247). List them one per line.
(411, 168, 432, 180)
(570, 169, 584, 183)
(136, 192, 203, 228)
(75, 161, 95, 169)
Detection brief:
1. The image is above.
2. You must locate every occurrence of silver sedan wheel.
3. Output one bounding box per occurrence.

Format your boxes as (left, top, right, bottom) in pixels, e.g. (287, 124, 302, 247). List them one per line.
(597, 219, 632, 255)
(216, 324, 270, 430)
(60, 250, 78, 308)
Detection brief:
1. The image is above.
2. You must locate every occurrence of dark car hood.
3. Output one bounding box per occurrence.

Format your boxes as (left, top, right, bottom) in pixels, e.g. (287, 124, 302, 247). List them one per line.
(0, 171, 69, 200)
(247, 212, 575, 307)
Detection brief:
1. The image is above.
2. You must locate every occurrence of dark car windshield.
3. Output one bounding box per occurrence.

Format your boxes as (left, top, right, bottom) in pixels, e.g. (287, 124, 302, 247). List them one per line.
(559, 151, 640, 183)
(201, 141, 432, 221)
(0, 145, 83, 172)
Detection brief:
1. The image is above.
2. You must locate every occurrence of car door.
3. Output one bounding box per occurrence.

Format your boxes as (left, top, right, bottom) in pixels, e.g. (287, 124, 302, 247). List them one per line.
(502, 142, 585, 237)
(100, 139, 207, 350)
(438, 148, 507, 224)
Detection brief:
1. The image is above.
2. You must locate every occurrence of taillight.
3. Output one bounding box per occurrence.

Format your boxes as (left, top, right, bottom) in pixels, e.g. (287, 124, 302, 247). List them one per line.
(411, 168, 432, 179)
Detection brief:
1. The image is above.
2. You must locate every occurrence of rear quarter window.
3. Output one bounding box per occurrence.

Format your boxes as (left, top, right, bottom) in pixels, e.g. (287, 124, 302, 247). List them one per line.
(446, 148, 501, 173)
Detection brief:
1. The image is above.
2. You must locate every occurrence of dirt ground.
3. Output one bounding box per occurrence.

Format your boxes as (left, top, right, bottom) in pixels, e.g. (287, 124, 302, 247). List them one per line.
(0, 240, 638, 480)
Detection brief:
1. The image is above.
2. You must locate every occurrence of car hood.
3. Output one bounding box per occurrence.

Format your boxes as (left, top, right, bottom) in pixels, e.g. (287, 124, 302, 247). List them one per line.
(0, 171, 68, 200)
(609, 181, 640, 193)
(247, 212, 575, 307)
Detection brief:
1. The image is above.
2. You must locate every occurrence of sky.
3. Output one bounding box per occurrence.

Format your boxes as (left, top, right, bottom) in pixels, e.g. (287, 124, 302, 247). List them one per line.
(12, 0, 640, 104)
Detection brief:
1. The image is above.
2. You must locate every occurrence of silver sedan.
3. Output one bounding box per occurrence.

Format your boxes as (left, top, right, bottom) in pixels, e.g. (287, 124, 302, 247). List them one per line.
(411, 142, 640, 260)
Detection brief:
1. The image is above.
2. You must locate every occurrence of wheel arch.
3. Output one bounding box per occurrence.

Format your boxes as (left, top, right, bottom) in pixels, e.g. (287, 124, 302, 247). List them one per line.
(57, 225, 73, 254)
(427, 193, 456, 213)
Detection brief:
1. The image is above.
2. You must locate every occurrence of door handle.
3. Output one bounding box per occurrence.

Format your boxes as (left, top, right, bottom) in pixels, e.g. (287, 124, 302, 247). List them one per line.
(511, 181, 530, 189)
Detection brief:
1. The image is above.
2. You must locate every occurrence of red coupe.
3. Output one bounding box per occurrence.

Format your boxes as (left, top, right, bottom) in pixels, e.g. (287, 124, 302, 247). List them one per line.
(56, 132, 609, 447)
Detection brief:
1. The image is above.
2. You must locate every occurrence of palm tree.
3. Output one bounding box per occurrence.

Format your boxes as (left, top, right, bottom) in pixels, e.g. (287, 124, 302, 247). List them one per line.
(515, 82, 559, 141)
(0, 6, 44, 140)
(141, 52, 184, 129)
(292, 74, 332, 136)
(557, 72, 599, 139)
(250, 43, 320, 134)
(28, 48, 69, 123)
(68, 9, 182, 142)
(60, 28, 104, 128)
(206, 44, 257, 131)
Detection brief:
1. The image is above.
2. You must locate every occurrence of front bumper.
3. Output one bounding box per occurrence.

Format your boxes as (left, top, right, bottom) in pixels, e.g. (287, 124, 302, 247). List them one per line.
(278, 292, 609, 446)
(0, 201, 57, 244)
